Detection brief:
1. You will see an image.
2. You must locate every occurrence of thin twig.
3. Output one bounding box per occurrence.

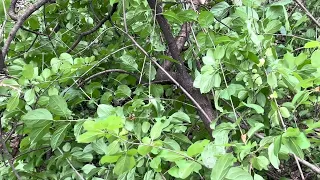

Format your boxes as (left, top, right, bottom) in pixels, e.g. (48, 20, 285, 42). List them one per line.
(77, 69, 130, 87)
(67, 3, 118, 52)
(57, 148, 85, 180)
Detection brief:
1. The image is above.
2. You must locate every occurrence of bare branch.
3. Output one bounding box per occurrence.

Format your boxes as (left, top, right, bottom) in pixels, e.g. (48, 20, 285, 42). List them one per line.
(294, 0, 320, 28)
(67, 3, 118, 53)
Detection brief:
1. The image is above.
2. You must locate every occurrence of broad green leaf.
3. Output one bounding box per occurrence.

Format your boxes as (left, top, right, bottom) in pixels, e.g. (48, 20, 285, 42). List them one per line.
(115, 85, 131, 98)
(279, 107, 290, 118)
(174, 160, 202, 179)
(252, 156, 269, 170)
(274, 135, 282, 155)
(177, 10, 198, 22)
(187, 139, 210, 157)
(169, 111, 190, 123)
(211, 153, 235, 180)
(7, 93, 20, 112)
(97, 104, 116, 118)
(22, 64, 34, 80)
(101, 155, 121, 164)
(24, 89, 36, 105)
(163, 10, 182, 24)
(29, 122, 51, 143)
(77, 131, 104, 143)
(242, 102, 264, 114)
(254, 174, 264, 180)
(97, 115, 124, 131)
(48, 95, 72, 117)
(265, 20, 282, 33)
(202, 49, 215, 65)
(283, 127, 300, 137)
(113, 155, 136, 176)
(211, 2, 230, 18)
(267, 72, 278, 89)
(22, 109, 53, 125)
(51, 123, 70, 149)
(171, 133, 192, 144)
(225, 167, 253, 180)
(198, 11, 214, 28)
(283, 138, 304, 158)
(59, 53, 73, 64)
(295, 133, 310, 149)
(268, 143, 280, 169)
(120, 54, 138, 71)
(311, 50, 320, 68)
(247, 123, 264, 138)
(201, 143, 218, 168)
(304, 41, 320, 48)
(92, 138, 108, 154)
(164, 138, 181, 151)
(150, 157, 161, 171)
(138, 144, 152, 156)
(158, 150, 185, 162)
(213, 45, 225, 60)
(150, 121, 163, 140)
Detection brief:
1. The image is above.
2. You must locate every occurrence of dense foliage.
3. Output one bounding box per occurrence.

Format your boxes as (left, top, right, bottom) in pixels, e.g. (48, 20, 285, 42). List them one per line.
(1, 0, 320, 179)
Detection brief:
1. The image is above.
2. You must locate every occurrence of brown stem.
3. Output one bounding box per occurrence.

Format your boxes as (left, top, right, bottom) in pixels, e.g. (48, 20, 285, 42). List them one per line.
(294, 0, 320, 28)
(147, 0, 216, 133)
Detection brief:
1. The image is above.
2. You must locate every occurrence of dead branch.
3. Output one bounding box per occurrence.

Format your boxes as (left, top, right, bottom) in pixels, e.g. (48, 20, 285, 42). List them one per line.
(67, 3, 118, 53)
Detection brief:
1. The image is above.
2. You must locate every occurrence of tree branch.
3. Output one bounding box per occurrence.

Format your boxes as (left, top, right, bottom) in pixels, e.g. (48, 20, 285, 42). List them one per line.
(77, 69, 131, 87)
(147, 0, 216, 133)
(294, 0, 320, 28)
(67, 3, 118, 53)
(1, 0, 53, 71)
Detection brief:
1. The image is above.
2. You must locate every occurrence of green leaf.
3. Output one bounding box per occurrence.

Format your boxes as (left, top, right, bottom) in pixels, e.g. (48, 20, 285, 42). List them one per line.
(252, 156, 269, 170)
(120, 54, 138, 71)
(213, 45, 225, 60)
(242, 102, 264, 114)
(247, 123, 264, 138)
(97, 115, 124, 131)
(268, 143, 280, 169)
(295, 133, 310, 149)
(304, 41, 320, 48)
(211, 153, 235, 180)
(59, 53, 73, 64)
(265, 20, 282, 33)
(187, 139, 210, 157)
(267, 72, 278, 89)
(279, 107, 290, 118)
(113, 155, 136, 176)
(177, 10, 198, 22)
(29, 122, 51, 143)
(22, 64, 34, 80)
(201, 143, 218, 168)
(211, 2, 230, 18)
(225, 167, 253, 180)
(169, 111, 190, 123)
(115, 85, 131, 98)
(311, 50, 320, 68)
(254, 174, 264, 180)
(48, 95, 72, 117)
(158, 150, 186, 162)
(97, 104, 116, 118)
(51, 123, 70, 149)
(24, 89, 36, 105)
(173, 160, 202, 179)
(100, 155, 121, 164)
(163, 10, 182, 24)
(7, 93, 20, 112)
(150, 121, 163, 140)
(283, 138, 304, 158)
(77, 131, 104, 143)
(22, 109, 53, 125)
(274, 135, 282, 155)
(138, 144, 152, 156)
(92, 138, 108, 154)
(164, 138, 181, 151)
(198, 11, 214, 28)
(202, 49, 215, 65)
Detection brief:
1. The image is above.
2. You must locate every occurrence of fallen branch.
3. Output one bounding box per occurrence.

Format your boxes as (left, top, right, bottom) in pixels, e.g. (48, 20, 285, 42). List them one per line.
(67, 3, 118, 53)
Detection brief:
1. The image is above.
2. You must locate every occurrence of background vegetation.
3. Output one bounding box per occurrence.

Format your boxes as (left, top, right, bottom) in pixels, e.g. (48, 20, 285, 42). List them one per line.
(1, 0, 320, 179)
